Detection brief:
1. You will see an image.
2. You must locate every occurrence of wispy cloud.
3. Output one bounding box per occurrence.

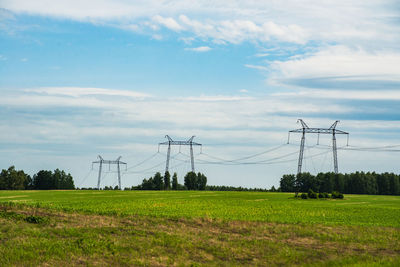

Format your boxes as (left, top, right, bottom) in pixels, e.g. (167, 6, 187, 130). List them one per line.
(244, 64, 268, 71)
(185, 46, 211, 52)
(273, 89, 400, 101)
(25, 87, 151, 99)
(4, 1, 398, 49)
(152, 15, 183, 32)
(268, 46, 400, 89)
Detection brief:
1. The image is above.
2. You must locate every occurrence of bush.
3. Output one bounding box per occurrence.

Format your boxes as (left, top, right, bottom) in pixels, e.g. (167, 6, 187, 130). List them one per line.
(323, 192, 330, 198)
(301, 193, 308, 199)
(25, 215, 48, 224)
(331, 191, 344, 199)
(308, 189, 318, 199)
(318, 192, 325, 198)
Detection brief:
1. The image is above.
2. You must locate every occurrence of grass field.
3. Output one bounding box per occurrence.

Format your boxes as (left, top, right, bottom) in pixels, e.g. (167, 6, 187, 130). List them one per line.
(0, 191, 399, 266)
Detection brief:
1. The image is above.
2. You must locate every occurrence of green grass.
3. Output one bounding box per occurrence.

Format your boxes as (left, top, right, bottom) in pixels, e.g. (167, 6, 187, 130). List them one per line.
(0, 190, 399, 227)
(0, 191, 399, 266)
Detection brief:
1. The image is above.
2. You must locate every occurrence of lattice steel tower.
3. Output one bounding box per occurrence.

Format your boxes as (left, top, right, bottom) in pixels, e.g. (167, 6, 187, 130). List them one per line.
(288, 119, 349, 174)
(92, 156, 127, 190)
(159, 135, 202, 173)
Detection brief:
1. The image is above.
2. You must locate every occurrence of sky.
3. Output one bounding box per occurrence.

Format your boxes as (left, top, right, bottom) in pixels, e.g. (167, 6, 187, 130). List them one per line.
(1, 0, 400, 189)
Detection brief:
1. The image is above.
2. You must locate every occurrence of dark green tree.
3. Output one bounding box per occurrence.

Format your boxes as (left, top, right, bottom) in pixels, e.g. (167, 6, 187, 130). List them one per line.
(334, 173, 345, 193)
(172, 172, 178, 190)
(140, 177, 155, 190)
(32, 170, 53, 190)
(389, 174, 400, 195)
(295, 172, 316, 192)
(377, 173, 390, 195)
(280, 174, 296, 192)
(31, 169, 75, 190)
(197, 172, 207, 190)
(184, 172, 197, 190)
(153, 172, 164, 190)
(0, 166, 31, 190)
(164, 171, 171, 190)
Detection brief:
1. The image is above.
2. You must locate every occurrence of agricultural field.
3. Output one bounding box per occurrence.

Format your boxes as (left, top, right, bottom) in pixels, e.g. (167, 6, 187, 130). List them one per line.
(0, 191, 399, 266)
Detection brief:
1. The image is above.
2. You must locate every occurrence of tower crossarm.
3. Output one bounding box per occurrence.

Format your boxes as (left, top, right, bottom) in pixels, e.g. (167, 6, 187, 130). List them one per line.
(289, 128, 348, 135)
(159, 140, 202, 146)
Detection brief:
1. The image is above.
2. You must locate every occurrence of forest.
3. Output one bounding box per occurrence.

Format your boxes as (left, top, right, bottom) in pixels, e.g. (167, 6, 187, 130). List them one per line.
(280, 171, 400, 195)
(0, 166, 75, 190)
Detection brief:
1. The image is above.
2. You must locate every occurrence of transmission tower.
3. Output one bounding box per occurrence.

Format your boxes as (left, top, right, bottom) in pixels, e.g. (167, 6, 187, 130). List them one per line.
(288, 119, 349, 174)
(159, 135, 202, 173)
(92, 156, 127, 190)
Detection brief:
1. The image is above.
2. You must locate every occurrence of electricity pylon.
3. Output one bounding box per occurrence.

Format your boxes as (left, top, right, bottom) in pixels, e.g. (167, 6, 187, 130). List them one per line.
(92, 156, 127, 190)
(159, 135, 202, 173)
(288, 119, 349, 174)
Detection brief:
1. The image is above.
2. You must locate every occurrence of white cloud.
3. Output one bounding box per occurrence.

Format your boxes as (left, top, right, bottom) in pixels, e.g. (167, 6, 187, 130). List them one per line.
(151, 34, 163, 40)
(273, 89, 400, 101)
(0, 87, 355, 132)
(4, 1, 398, 48)
(185, 46, 211, 52)
(152, 15, 183, 31)
(268, 46, 400, 89)
(175, 15, 308, 45)
(25, 87, 151, 98)
(244, 64, 268, 71)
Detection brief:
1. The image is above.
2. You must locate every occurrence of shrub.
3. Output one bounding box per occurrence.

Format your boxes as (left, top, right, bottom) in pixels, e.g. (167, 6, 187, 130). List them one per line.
(301, 193, 308, 199)
(323, 192, 330, 198)
(308, 189, 318, 199)
(25, 215, 48, 224)
(331, 191, 344, 199)
(318, 192, 325, 198)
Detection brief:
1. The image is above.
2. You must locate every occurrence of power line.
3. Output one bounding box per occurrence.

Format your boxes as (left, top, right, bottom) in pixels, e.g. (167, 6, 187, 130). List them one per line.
(77, 169, 93, 188)
(126, 152, 160, 170)
(199, 143, 287, 163)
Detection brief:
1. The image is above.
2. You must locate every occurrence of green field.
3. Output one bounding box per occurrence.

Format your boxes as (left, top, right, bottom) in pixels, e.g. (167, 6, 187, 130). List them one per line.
(0, 191, 399, 266)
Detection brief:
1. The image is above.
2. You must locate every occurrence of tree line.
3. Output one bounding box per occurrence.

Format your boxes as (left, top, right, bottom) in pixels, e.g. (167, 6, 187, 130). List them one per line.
(205, 185, 270, 192)
(280, 172, 400, 195)
(0, 166, 75, 190)
(129, 171, 207, 190)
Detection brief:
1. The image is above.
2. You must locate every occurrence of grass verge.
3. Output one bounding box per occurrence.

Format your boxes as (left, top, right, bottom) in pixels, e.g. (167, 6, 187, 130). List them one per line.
(0, 203, 399, 266)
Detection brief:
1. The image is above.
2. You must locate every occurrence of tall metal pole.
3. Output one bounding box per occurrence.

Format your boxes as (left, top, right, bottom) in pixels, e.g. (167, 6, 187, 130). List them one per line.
(332, 130, 338, 174)
(165, 141, 171, 173)
(298, 129, 305, 174)
(117, 161, 121, 189)
(190, 143, 195, 172)
(97, 159, 102, 190)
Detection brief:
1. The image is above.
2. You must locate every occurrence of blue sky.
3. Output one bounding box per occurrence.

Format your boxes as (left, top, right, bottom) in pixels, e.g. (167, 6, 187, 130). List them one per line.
(1, 1, 400, 188)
